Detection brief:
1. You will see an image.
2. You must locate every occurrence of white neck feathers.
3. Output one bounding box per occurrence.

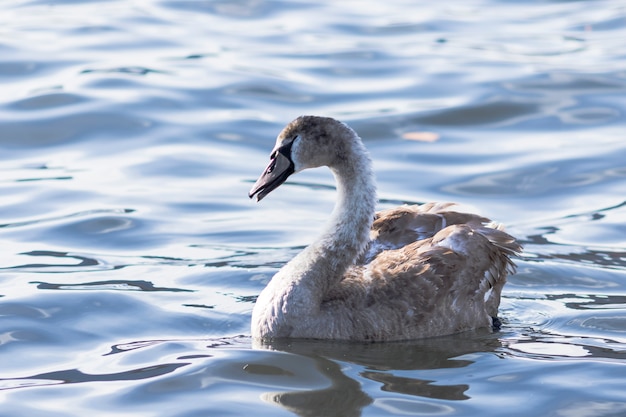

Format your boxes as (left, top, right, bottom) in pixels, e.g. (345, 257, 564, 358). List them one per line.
(280, 133, 376, 295)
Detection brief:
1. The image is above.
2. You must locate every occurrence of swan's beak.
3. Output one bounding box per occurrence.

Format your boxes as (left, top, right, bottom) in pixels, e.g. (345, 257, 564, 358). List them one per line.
(249, 148, 295, 202)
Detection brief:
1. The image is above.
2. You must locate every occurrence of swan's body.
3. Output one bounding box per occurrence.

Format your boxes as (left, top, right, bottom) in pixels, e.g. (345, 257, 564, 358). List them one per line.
(249, 116, 520, 341)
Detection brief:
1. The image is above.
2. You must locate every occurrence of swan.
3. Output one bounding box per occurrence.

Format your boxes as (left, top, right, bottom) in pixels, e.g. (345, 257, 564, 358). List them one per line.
(248, 115, 521, 341)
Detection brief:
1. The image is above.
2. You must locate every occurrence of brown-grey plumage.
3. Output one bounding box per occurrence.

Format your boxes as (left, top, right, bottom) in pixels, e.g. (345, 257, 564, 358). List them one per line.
(249, 115, 521, 341)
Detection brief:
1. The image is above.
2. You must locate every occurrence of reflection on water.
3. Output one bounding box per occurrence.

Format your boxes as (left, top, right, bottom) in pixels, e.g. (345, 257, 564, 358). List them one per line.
(255, 351, 372, 417)
(255, 335, 496, 417)
(1, 0, 626, 415)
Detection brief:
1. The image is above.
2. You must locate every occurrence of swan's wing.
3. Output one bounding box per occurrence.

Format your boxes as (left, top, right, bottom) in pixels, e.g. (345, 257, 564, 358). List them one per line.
(360, 203, 490, 263)
(368, 223, 521, 317)
(325, 221, 521, 339)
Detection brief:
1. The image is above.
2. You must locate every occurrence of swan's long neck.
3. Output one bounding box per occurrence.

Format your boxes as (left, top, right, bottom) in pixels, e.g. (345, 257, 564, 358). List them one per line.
(283, 139, 377, 299)
(319, 156, 376, 272)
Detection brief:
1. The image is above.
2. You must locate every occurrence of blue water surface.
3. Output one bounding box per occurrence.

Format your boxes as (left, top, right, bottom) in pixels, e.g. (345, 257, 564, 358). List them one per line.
(1, 1, 625, 416)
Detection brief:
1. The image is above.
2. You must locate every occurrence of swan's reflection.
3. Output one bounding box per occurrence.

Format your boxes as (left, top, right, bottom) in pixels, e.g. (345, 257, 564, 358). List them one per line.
(252, 331, 501, 417)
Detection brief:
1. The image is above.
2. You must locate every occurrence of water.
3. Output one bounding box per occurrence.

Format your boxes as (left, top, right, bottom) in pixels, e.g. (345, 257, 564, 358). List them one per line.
(1, 0, 625, 415)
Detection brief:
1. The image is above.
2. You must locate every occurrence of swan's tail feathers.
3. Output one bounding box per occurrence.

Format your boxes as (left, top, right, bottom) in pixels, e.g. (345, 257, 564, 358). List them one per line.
(480, 223, 523, 274)
(477, 224, 522, 318)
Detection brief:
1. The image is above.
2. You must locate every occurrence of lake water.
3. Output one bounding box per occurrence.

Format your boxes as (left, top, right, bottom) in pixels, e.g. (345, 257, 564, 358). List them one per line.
(1, 0, 625, 416)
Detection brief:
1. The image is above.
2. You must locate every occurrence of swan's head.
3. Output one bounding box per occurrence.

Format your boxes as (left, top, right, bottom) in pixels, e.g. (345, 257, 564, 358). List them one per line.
(249, 115, 358, 202)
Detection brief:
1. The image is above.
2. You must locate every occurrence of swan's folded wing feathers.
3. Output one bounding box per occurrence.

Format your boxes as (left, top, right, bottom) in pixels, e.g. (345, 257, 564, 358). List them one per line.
(320, 220, 520, 339)
(364, 203, 492, 263)
(328, 240, 478, 338)
(358, 224, 515, 311)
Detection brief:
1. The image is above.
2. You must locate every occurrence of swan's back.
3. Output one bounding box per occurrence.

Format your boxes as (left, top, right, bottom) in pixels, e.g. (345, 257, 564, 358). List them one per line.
(362, 202, 490, 262)
(323, 203, 521, 340)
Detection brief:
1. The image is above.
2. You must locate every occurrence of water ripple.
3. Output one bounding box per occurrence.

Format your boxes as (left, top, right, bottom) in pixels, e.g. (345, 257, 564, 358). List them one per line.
(1, 0, 626, 415)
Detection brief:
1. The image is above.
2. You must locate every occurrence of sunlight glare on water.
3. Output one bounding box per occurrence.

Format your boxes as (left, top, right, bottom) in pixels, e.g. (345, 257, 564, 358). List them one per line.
(1, 0, 625, 416)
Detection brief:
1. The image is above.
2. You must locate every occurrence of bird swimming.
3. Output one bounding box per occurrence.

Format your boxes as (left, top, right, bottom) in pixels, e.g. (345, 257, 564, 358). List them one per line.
(248, 115, 521, 341)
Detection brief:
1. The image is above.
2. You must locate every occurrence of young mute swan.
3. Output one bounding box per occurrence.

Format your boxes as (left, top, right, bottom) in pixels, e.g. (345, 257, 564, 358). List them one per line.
(249, 115, 521, 341)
